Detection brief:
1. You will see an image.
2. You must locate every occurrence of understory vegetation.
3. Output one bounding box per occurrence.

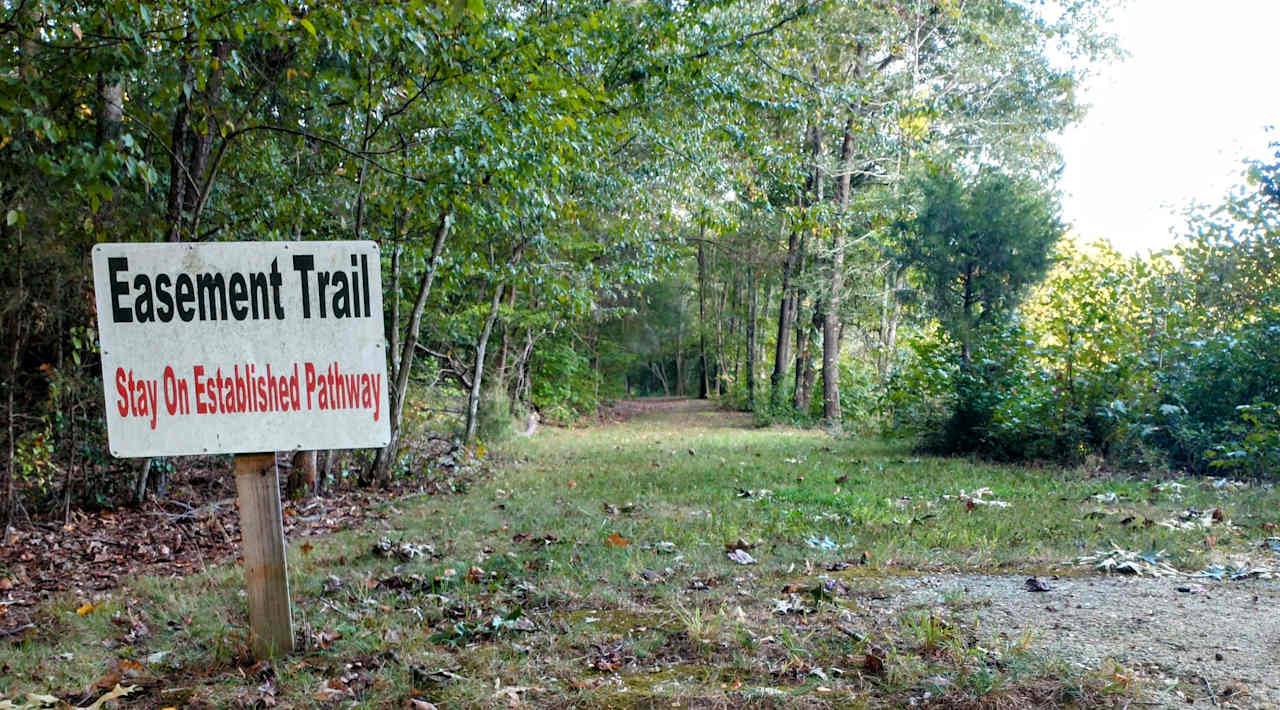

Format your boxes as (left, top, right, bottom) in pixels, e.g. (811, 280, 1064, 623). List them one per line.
(6, 401, 1278, 708)
(3, 0, 1278, 524)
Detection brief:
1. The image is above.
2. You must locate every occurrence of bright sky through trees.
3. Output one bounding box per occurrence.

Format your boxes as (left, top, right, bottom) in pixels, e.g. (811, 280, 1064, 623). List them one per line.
(1056, 0, 1280, 255)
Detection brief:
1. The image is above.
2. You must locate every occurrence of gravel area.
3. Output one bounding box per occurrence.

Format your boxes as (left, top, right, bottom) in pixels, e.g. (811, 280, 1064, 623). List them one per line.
(862, 573, 1280, 708)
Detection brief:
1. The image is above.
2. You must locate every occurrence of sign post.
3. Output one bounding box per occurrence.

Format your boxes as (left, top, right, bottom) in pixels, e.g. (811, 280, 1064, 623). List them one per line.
(234, 452, 293, 658)
(91, 241, 390, 659)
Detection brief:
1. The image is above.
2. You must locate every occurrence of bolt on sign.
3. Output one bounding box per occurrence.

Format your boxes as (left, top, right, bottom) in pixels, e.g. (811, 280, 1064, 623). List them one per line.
(92, 241, 390, 456)
(92, 240, 390, 659)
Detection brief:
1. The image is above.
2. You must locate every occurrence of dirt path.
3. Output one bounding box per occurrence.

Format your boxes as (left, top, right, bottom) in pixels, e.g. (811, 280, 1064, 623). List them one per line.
(595, 399, 1280, 708)
(867, 573, 1280, 708)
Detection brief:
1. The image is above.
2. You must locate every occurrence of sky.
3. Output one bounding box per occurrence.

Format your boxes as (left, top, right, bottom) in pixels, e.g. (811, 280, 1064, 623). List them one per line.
(1055, 0, 1280, 255)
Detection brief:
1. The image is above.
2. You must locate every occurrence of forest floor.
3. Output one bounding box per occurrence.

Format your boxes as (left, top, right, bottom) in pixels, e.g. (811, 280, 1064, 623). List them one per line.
(2, 398, 1279, 708)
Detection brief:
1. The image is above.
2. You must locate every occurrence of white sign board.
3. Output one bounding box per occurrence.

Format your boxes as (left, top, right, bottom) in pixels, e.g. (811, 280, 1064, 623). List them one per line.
(91, 241, 390, 457)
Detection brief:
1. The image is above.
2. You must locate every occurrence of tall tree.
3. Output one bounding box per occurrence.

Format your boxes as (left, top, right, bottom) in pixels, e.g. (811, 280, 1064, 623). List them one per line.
(898, 166, 1063, 365)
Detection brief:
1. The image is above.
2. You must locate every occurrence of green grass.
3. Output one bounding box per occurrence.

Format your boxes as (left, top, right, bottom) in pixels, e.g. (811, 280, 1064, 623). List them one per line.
(2, 399, 1276, 708)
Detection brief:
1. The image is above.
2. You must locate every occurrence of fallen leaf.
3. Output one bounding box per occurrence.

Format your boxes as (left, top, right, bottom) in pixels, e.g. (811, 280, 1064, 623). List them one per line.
(407, 700, 439, 710)
(567, 480, 578, 489)
(605, 533, 630, 548)
(1024, 577, 1051, 592)
(78, 684, 140, 710)
(864, 650, 885, 674)
(76, 602, 96, 616)
(300, 541, 313, 557)
(726, 549, 757, 565)
(314, 629, 343, 648)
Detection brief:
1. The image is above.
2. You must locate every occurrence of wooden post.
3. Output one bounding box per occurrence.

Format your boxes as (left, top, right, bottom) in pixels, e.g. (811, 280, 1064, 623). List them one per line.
(234, 452, 294, 659)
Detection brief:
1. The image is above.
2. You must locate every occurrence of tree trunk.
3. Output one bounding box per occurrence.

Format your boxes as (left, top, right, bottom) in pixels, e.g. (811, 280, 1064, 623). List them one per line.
(770, 226, 799, 408)
(97, 76, 123, 146)
(961, 263, 975, 366)
(390, 242, 402, 377)
(714, 274, 728, 397)
(674, 349, 684, 397)
(465, 282, 506, 443)
(697, 237, 709, 399)
(823, 115, 856, 429)
(166, 40, 228, 242)
(772, 121, 823, 409)
(876, 265, 907, 380)
(164, 58, 193, 243)
(746, 265, 758, 405)
(288, 450, 317, 498)
(494, 287, 517, 400)
(371, 213, 451, 485)
(651, 362, 670, 396)
(793, 300, 816, 413)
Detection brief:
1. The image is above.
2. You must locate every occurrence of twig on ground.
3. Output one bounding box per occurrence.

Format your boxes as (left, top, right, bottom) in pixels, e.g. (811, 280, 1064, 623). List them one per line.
(0, 623, 35, 638)
(1202, 676, 1218, 707)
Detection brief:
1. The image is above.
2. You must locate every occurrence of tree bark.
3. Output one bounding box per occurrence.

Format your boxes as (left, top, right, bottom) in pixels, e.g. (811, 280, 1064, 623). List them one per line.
(793, 300, 817, 413)
(288, 450, 317, 498)
(770, 225, 799, 408)
(772, 121, 823, 409)
(697, 236, 710, 399)
(371, 213, 451, 484)
(464, 282, 505, 442)
(823, 115, 856, 429)
(746, 265, 758, 405)
(876, 265, 907, 380)
(97, 76, 123, 146)
(164, 58, 193, 243)
(390, 242, 402, 377)
(166, 40, 229, 242)
(494, 286, 517, 401)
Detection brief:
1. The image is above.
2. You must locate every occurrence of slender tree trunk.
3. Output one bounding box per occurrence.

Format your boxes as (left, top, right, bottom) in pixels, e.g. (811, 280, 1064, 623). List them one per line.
(3, 243, 22, 526)
(187, 41, 227, 224)
(697, 237, 709, 399)
(823, 115, 856, 429)
(494, 287, 516, 401)
(773, 121, 824, 409)
(288, 450, 317, 498)
(961, 263, 975, 366)
(390, 242, 402, 377)
(790, 227, 811, 411)
(96, 75, 123, 146)
(165, 58, 193, 243)
(876, 265, 907, 380)
(770, 226, 799, 407)
(674, 349, 684, 397)
(651, 362, 670, 396)
(714, 275, 728, 397)
(746, 265, 758, 405)
(465, 282, 506, 443)
(793, 300, 816, 413)
(371, 213, 451, 484)
(166, 40, 228, 242)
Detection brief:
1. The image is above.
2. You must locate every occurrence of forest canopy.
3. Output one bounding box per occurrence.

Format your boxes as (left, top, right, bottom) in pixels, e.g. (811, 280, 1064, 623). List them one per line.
(3, 0, 1277, 520)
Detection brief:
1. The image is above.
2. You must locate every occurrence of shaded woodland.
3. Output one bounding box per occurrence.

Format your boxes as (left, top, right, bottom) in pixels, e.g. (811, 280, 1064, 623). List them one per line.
(3, 0, 1278, 522)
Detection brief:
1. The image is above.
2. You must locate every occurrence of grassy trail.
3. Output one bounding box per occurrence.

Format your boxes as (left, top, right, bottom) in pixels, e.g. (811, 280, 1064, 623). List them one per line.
(4, 398, 1278, 708)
